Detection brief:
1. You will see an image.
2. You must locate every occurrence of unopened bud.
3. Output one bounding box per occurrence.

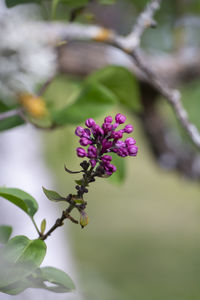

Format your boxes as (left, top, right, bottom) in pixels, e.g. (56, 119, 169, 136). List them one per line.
(80, 211, 89, 228)
(40, 219, 46, 234)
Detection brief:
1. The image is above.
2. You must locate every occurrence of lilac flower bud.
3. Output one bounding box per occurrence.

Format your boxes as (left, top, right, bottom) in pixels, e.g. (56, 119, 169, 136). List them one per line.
(115, 113, 126, 124)
(121, 148, 129, 157)
(104, 116, 113, 123)
(115, 140, 125, 148)
(90, 159, 97, 168)
(85, 118, 95, 128)
(111, 130, 123, 140)
(92, 124, 104, 136)
(76, 147, 87, 157)
(125, 137, 136, 146)
(79, 137, 92, 146)
(102, 123, 112, 133)
(101, 155, 112, 163)
(102, 139, 113, 151)
(124, 124, 133, 134)
(116, 148, 128, 157)
(128, 145, 138, 156)
(83, 128, 91, 137)
(87, 145, 97, 158)
(112, 123, 119, 129)
(75, 126, 85, 137)
(104, 163, 117, 175)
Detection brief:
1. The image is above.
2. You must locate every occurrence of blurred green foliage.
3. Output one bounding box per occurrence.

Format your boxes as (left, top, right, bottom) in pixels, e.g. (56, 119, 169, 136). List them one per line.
(44, 75, 200, 300)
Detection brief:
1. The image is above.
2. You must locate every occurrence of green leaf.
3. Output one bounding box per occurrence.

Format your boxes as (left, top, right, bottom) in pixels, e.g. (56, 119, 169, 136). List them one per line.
(5, 0, 41, 8)
(0, 115, 24, 132)
(0, 101, 10, 113)
(108, 153, 126, 184)
(0, 236, 46, 292)
(35, 266, 75, 293)
(0, 187, 38, 217)
(52, 83, 117, 125)
(0, 279, 30, 295)
(0, 266, 75, 295)
(0, 225, 12, 244)
(87, 66, 141, 112)
(42, 187, 66, 202)
(98, 0, 116, 4)
(75, 179, 83, 185)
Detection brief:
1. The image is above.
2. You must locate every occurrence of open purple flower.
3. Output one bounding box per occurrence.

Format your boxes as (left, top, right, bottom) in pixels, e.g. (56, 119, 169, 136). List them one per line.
(75, 113, 138, 176)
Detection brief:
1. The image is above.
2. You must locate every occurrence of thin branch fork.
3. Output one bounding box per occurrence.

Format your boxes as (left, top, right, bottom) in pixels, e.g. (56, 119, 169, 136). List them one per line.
(117, 0, 161, 50)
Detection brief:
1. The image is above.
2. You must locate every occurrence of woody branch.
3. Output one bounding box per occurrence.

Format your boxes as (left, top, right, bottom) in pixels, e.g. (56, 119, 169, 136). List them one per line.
(18, 0, 200, 149)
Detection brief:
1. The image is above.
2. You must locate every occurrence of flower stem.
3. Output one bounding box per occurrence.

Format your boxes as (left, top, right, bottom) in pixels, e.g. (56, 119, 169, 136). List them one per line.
(39, 166, 95, 240)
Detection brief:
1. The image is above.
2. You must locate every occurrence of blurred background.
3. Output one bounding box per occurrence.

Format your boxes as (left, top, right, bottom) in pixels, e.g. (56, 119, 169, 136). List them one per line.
(1, 0, 200, 299)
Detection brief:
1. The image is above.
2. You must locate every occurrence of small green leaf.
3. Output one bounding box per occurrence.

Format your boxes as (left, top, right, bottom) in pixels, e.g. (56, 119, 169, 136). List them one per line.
(0, 187, 38, 217)
(75, 179, 83, 185)
(5, 0, 41, 8)
(40, 219, 46, 235)
(71, 195, 84, 204)
(0, 236, 46, 290)
(37, 266, 75, 293)
(0, 225, 12, 244)
(87, 66, 141, 112)
(0, 115, 24, 132)
(42, 187, 66, 202)
(52, 83, 117, 125)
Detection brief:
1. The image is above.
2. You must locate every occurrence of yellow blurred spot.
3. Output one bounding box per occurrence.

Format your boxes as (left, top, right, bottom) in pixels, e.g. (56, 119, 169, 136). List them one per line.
(55, 40, 68, 47)
(123, 47, 133, 54)
(18, 93, 47, 118)
(94, 28, 112, 42)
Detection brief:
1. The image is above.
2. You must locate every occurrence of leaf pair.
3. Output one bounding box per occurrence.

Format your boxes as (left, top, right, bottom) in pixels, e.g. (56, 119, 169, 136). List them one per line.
(0, 187, 75, 294)
(0, 235, 75, 295)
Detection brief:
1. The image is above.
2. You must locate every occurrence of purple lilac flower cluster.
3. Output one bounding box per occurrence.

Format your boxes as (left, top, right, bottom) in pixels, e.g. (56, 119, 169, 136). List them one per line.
(75, 113, 138, 176)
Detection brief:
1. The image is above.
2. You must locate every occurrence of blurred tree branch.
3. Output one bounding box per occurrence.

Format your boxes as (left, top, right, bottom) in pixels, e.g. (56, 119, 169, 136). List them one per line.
(37, 0, 200, 149)
(28, 0, 200, 178)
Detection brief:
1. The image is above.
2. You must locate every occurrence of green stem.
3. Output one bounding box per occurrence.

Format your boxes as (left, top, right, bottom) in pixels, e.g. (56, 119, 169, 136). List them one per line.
(31, 217, 41, 237)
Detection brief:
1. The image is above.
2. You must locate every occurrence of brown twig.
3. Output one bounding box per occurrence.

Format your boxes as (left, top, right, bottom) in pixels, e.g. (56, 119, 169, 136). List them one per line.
(40, 164, 94, 240)
(40, 204, 75, 240)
